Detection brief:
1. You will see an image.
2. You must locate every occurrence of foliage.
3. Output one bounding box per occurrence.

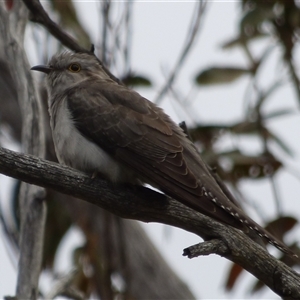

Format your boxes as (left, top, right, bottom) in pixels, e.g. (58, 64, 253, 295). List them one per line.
(192, 0, 300, 292)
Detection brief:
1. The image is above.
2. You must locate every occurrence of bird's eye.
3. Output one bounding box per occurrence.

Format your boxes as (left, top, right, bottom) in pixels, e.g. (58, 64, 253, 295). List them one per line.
(68, 63, 81, 72)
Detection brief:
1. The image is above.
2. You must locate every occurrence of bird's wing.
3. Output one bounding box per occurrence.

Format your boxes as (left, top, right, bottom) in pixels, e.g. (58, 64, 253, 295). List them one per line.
(65, 79, 297, 258)
(66, 79, 243, 228)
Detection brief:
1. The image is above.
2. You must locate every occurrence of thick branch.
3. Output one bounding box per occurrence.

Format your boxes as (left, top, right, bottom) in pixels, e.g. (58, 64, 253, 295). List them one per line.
(0, 3, 46, 299)
(0, 146, 299, 299)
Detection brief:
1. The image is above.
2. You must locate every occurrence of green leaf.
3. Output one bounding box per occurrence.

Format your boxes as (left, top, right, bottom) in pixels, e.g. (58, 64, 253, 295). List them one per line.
(241, 6, 275, 28)
(122, 74, 152, 87)
(195, 67, 250, 85)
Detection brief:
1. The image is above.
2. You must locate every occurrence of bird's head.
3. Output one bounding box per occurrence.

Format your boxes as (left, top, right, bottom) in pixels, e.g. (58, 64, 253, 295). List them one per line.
(31, 51, 110, 96)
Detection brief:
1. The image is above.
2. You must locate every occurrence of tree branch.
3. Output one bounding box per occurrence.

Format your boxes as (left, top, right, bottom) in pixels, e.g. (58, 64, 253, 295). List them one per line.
(183, 239, 229, 258)
(22, 0, 87, 53)
(0, 3, 46, 299)
(155, 1, 206, 104)
(22, 0, 123, 86)
(0, 146, 299, 299)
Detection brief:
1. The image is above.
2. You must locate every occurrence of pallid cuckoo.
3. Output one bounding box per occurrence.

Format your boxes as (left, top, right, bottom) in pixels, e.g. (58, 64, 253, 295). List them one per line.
(31, 51, 297, 258)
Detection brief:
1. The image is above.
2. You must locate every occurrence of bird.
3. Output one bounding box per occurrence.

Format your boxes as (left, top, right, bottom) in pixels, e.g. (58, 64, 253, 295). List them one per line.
(31, 50, 297, 258)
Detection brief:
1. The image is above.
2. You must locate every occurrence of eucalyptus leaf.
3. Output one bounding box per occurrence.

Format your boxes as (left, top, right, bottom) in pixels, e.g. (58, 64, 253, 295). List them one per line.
(196, 67, 250, 85)
(241, 6, 275, 28)
(122, 74, 152, 87)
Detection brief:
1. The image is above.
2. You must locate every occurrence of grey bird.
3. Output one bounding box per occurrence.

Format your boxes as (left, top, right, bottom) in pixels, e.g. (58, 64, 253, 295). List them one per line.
(31, 51, 297, 258)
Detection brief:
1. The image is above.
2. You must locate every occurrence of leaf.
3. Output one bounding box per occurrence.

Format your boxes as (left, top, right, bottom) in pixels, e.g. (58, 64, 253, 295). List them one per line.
(195, 67, 251, 85)
(122, 73, 152, 87)
(5, 0, 13, 10)
(265, 216, 298, 242)
(241, 6, 275, 28)
(225, 263, 244, 290)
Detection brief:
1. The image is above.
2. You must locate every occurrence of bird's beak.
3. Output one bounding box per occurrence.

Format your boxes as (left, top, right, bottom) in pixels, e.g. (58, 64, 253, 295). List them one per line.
(31, 65, 53, 74)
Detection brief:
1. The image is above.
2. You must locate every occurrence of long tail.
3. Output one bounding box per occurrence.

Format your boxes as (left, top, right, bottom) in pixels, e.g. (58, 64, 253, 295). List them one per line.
(201, 186, 298, 259)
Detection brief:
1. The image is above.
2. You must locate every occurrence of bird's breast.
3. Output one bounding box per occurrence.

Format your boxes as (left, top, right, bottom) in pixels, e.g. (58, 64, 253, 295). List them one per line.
(49, 99, 137, 183)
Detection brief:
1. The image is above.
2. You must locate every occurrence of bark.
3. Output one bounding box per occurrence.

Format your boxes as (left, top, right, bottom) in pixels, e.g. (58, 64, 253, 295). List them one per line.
(0, 2, 46, 300)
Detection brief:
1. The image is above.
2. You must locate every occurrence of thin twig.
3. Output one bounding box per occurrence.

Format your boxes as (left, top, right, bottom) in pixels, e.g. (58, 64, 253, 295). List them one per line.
(270, 175, 283, 216)
(286, 57, 300, 105)
(22, 0, 88, 53)
(101, 0, 110, 65)
(46, 269, 84, 300)
(22, 0, 123, 86)
(155, 1, 207, 105)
